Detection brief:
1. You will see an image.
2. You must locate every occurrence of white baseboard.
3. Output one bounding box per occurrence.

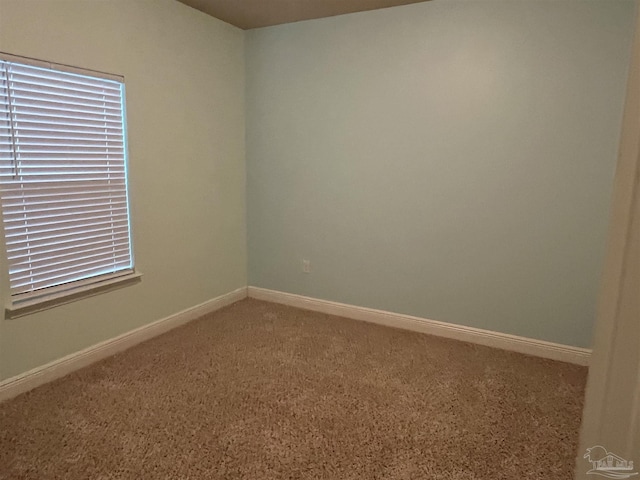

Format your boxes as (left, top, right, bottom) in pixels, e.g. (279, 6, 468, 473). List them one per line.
(248, 287, 591, 366)
(0, 286, 248, 403)
(0, 285, 590, 404)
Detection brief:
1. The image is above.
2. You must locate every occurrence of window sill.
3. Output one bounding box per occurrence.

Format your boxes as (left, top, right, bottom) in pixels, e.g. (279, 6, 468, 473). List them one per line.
(5, 272, 143, 319)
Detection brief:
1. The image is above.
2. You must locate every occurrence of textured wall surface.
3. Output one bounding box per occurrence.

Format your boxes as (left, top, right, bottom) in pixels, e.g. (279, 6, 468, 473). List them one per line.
(246, 0, 636, 348)
(0, 0, 247, 380)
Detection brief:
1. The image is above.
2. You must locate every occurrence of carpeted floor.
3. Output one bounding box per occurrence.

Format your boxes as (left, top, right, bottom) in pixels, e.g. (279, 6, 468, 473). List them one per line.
(0, 299, 586, 479)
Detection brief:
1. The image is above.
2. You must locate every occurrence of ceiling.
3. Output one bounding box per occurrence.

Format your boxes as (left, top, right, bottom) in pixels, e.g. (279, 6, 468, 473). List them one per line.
(177, 0, 430, 30)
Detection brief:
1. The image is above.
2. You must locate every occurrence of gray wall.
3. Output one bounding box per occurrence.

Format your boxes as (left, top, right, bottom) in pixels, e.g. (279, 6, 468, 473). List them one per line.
(0, 0, 247, 380)
(246, 0, 636, 348)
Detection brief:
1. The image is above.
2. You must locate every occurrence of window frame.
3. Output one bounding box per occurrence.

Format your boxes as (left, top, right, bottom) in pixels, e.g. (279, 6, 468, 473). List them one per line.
(0, 52, 140, 318)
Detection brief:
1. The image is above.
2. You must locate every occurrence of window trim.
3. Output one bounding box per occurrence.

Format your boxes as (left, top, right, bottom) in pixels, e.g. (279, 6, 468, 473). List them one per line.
(5, 271, 142, 319)
(0, 52, 123, 83)
(0, 52, 139, 316)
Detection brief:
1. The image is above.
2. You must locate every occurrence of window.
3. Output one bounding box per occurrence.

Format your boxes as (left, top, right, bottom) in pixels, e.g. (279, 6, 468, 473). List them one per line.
(0, 54, 136, 312)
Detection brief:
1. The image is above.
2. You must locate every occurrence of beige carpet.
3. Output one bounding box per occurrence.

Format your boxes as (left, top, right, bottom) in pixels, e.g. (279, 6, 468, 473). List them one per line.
(0, 299, 586, 479)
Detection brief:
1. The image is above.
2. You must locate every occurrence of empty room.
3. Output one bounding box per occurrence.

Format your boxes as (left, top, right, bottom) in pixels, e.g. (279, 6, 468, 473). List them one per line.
(0, 0, 638, 478)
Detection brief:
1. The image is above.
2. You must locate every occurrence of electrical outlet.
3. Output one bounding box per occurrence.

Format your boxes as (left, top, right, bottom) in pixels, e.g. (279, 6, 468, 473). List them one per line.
(302, 259, 311, 273)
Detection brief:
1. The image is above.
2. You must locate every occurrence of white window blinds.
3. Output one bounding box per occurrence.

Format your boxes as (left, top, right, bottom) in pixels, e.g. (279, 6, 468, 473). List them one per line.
(0, 57, 133, 304)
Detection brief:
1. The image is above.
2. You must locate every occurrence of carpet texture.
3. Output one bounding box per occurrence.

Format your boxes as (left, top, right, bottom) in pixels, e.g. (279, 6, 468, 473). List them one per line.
(0, 299, 586, 479)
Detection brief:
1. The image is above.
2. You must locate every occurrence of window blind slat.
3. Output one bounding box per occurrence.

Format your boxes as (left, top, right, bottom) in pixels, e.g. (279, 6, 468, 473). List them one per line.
(2, 176, 126, 184)
(3, 168, 126, 176)
(8, 110, 123, 125)
(0, 159, 125, 167)
(2, 132, 124, 142)
(0, 183, 127, 198)
(8, 88, 122, 108)
(0, 163, 125, 171)
(4, 206, 128, 225)
(6, 66, 122, 91)
(9, 102, 122, 120)
(6, 225, 130, 250)
(15, 264, 133, 294)
(8, 235, 130, 263)
(0, 58, 133, 300)
(4, 216, 130, 239)
(1, 191, 126, 205)
(7, 75, 122, 97)
(11, 148, 124, 154)
(1, 117, 123, 131)
(6, 123, 122, 134)
(11, 247, 131, 277)
(10, 96, 122, 111)
(3, 200, 127, 212)
(11, 255, 132, 290)
(2, 196, 126, 211)
(9, 139, 124, 147)
(3, 169, 125, 177)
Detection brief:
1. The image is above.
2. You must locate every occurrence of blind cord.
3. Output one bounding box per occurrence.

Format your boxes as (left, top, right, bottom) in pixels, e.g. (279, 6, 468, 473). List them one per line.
(2, 63, 19, 179)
